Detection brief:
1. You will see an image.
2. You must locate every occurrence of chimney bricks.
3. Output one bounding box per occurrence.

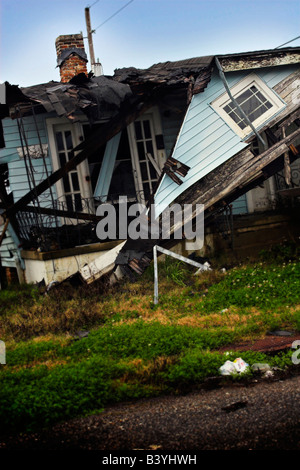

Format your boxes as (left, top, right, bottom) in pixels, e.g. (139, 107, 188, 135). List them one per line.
(55, 34, 88, 83)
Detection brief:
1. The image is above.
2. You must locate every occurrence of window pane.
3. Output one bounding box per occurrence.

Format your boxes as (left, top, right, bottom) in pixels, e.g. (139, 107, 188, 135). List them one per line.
(235, 88, 252, 106)
(71, 172, 80, 191)
(74, 193, 83, 212)
(241, 95, 261, 116)
(59, 152, 66, 167)
(66, 194, 73, 212)
(55, 132, 64, 151)
(65, 130, 73, 150)
(140, 162, 148, 180)
(143, 183, 151, 200)
(143, 120, 151, 139)
(137, 142, 145, 160)
(63, 175, 71, 193)
(146, 140, 154, 155)
(134, 121, 142, 140)
(247, 104, 269, 122)
(149, 163, 157, 179)
(238, 121, 247, 130)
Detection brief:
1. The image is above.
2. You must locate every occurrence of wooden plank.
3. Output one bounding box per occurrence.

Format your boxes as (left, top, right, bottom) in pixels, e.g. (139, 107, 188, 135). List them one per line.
(0, 218, 9, 248)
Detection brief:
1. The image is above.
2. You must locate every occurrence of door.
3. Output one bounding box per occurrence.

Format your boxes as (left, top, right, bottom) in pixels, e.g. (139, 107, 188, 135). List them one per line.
(128, 109, 166, 204)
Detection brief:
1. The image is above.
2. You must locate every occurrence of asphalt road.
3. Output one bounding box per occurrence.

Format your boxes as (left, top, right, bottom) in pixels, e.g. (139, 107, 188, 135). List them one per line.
(1, 369, 300, 451)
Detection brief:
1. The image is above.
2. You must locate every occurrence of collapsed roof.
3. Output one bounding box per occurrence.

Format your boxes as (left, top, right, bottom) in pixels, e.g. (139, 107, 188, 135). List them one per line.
(5, 74, 133, 123)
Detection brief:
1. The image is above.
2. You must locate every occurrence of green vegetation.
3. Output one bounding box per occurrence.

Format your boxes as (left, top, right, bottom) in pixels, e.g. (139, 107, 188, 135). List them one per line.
(0, 245, 299, 435)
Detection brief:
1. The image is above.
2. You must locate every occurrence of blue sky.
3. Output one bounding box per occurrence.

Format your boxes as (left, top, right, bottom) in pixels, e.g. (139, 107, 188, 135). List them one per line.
(0, 0, 299, 87)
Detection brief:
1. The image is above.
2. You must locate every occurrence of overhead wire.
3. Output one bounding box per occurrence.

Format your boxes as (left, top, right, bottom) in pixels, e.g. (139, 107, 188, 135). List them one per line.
(275, 35, 300, 49)
(87, 0, 100, 8)
(93, 0, 135, 31)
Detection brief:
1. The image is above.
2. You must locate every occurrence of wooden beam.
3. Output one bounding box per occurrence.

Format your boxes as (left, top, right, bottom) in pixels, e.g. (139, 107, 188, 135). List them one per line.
(0, 218, 9, 248)
(175, 126, 300, 214)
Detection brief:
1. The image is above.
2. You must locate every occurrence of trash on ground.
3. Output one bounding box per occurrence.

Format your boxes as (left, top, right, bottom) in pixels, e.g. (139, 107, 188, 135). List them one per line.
(222, 400, 248, 413)
(219, 357, 249, 376)
(251, 363, 271, 373)
(267, 330, 295, 336)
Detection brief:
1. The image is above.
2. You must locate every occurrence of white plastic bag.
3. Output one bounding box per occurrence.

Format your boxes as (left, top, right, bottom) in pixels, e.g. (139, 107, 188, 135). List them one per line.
(219, 357, 249, 376)
(219, 360, 238, 376)
(233, 357, 249, 373)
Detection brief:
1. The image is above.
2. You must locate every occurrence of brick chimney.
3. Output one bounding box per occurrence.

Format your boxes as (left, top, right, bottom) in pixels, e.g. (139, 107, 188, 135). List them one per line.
(55, 34, 88, 83)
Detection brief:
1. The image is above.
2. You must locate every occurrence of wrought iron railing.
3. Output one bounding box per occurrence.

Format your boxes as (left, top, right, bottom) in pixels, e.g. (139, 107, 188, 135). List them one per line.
(16, 193, 140, 252)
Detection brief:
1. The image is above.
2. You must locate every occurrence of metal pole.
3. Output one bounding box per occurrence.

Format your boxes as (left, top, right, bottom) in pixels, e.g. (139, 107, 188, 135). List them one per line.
(153, 244, 211, 304)
(85, 7, 96, 67)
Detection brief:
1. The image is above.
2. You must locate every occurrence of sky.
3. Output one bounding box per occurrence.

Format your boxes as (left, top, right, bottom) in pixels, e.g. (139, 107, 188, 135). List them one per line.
(0, 0, 299, 87)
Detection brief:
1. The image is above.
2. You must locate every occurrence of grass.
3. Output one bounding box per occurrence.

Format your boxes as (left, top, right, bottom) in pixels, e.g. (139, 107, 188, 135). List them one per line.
(0, 244, 300, 435)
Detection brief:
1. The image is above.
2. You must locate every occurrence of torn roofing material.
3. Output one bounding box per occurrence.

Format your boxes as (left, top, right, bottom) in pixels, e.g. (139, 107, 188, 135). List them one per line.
(6, 54, 216, 124)
(113, 55, 214, 94)
(10, 74, 133, 122)
(56, 47, 88, 67)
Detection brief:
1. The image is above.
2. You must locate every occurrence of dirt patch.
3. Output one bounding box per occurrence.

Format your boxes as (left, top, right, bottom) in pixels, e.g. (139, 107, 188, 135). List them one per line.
(218, 332, 300, 353)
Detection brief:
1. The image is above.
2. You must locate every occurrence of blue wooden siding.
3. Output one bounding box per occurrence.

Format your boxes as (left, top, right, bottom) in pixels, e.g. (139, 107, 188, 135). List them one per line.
(231, 194, 248, 214)
(154, 64, 299, 218)
(160, 94, 188, 159)
(0, 114, 56, 204)
(0, 220, 23, 269)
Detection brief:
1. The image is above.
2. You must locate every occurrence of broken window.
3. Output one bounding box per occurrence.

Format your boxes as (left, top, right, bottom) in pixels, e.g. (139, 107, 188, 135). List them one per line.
(211, 73, 286, 139)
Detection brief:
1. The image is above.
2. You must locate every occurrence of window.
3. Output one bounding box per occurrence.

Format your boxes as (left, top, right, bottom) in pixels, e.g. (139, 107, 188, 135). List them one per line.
(47, 119, 93, 216)
(211, 73, 286, 139)
(54, 128, 82, 212)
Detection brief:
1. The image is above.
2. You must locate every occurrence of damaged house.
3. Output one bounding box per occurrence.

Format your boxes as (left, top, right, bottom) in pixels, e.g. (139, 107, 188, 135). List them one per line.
(0, 34, 300, 287)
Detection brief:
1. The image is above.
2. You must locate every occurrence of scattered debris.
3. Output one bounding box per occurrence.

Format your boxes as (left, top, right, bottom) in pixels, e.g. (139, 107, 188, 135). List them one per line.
(251, 363, 272, 373)
(73, 331, 90, 341)
(222, 400, 248, 413)
(219, 357, 249, 376)
(194, 262, 211, 275)
(267, 330, 296, 337)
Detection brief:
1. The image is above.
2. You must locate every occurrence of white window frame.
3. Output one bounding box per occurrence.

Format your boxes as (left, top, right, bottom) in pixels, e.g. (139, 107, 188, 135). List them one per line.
(46, 117, 93, 214)
(127, 107, 166, 204)
(211, 73, 286, 139)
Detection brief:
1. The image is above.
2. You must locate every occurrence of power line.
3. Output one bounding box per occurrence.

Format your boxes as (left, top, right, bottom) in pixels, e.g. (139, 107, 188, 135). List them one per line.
(93, 0, 135, 31)
(87, 0, 100, 8)
(275, 35, 300, 49)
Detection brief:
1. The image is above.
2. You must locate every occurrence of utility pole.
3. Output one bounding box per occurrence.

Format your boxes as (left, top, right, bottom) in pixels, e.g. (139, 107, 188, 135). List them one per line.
(85, 7, 103, 76)
(85, 6, 96, 67)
